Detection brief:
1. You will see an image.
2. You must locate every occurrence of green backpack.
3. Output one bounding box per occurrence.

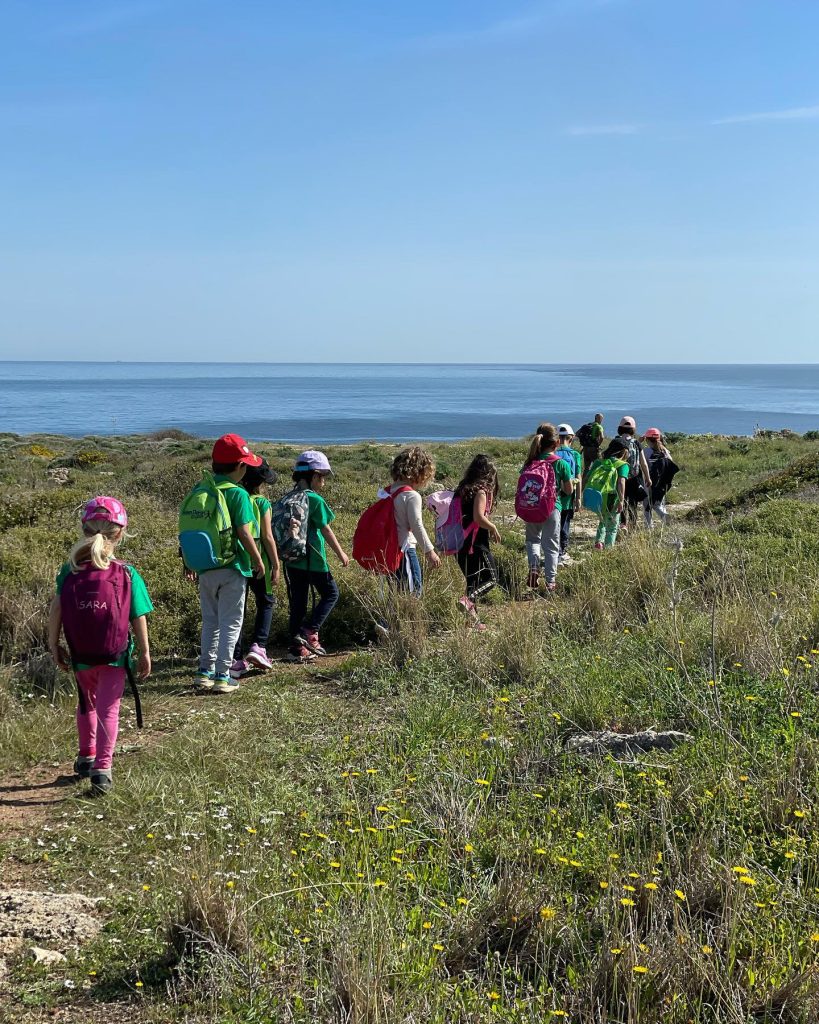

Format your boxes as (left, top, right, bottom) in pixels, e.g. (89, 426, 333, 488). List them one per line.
(583, 458, 625, 514)
(178, 473, 238, 573)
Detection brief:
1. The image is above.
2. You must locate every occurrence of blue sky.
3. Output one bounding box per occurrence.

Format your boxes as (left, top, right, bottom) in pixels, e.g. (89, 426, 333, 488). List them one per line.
(1, 0, 818, 362)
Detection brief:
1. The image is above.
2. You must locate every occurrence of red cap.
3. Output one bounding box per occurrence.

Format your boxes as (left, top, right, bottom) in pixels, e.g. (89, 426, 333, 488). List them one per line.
(212, 433, 263, 467)
(644, 427, 662, 440)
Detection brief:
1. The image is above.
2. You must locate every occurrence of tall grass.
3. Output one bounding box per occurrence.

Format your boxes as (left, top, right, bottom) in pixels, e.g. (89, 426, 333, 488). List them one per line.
(2, 432, 819, 1021)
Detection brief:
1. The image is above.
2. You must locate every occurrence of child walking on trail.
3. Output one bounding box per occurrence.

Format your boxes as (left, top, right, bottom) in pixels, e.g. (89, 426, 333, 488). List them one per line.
(283, 451, 349, 664)
(455, 454, 501, 630)
(388, 446, 440, 593)
(520, 423, 574, 593)
(589, 439, 630, 549)
(642, 428, 677, 528)
(556, 423, 583, 565)
(180, 433, 266, 695)
(48, 497, 152, 795)
(230, 459, 281, 679)
(615, 415, 652, 529)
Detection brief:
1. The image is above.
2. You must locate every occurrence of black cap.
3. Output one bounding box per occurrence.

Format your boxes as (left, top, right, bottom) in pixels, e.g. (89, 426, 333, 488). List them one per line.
(244, 459, 277, 487)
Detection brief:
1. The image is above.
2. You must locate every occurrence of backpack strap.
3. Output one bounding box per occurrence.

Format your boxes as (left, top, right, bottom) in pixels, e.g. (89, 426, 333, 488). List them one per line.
(125, 656, 143, 729)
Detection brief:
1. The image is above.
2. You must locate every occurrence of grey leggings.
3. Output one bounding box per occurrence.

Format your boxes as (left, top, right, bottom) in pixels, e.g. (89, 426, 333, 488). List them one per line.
(524, 509, 561, 584)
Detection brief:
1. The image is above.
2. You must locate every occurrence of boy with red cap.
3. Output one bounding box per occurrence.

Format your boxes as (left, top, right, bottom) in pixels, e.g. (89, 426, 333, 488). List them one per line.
(187, 434, 266, 693)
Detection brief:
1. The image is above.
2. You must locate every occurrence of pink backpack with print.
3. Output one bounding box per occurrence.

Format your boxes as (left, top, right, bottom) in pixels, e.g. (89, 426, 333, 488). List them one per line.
(514, 455, 559, 523)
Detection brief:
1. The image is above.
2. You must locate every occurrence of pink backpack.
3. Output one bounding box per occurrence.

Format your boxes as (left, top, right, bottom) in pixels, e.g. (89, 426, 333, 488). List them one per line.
(514, 455, 559, 523)
(60, 561, 132, 666)
(425, 490, 482, 556)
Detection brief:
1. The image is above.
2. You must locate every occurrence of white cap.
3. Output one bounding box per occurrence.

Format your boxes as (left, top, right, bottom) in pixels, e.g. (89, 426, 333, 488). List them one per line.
(558, 423, 574, 435)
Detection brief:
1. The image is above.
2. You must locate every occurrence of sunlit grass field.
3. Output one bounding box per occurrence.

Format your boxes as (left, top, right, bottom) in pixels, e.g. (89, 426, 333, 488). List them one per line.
(1, 429, 819, 1023)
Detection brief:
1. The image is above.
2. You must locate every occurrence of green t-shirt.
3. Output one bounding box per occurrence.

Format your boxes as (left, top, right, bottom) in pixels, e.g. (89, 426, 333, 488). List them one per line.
(250, 494, 274, 592)
(289, 490, 335, 573)
(56, 562, 153, 669)
(213, 474, 255, 577)
(589, 422, 604, 444)
(556, 445, 583, 512)
(553, 455, 575, 512)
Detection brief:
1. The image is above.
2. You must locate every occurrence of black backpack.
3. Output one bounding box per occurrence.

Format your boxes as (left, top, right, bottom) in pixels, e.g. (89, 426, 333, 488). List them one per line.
(576, 422, 595, 447)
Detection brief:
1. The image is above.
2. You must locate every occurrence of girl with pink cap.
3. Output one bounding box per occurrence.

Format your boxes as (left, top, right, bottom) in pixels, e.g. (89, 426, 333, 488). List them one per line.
(642, 428, 678, 527)
(47, 496, 153, 795)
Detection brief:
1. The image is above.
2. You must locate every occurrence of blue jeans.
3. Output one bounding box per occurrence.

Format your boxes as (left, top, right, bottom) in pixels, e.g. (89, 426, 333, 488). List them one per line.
(395, 548, 423, 594)
(233, 575, 276, 659)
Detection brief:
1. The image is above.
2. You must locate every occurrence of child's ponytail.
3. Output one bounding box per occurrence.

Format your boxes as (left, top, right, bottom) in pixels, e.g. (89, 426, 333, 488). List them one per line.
(525, 433, 544, 466)
(525, 422, 558, 465)
(69, 520, 123, 572)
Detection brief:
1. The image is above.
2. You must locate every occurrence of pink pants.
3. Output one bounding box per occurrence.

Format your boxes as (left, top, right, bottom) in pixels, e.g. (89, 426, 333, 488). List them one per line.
(75, 665, 126, 772)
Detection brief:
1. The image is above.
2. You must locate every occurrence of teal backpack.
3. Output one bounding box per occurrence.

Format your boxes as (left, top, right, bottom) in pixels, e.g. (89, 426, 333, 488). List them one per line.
(178, 473, 238, 572)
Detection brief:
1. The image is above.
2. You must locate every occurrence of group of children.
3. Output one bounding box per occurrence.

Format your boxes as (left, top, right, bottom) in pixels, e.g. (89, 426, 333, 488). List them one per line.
(49, 418, 676, 793)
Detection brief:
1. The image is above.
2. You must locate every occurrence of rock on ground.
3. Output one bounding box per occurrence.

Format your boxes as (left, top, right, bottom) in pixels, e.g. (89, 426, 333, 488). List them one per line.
(566, 729, 693, 756)
(0, 890, 103, 955)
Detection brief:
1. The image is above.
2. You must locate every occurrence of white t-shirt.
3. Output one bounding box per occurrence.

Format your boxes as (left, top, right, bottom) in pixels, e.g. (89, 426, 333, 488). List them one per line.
(389, 482, 434, 553)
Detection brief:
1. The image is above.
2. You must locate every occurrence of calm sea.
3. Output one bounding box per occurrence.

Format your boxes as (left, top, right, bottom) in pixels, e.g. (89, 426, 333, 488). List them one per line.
(1, 363, 818, 442)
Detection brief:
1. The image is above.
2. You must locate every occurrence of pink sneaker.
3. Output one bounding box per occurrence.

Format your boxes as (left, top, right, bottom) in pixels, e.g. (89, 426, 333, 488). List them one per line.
(298, 631, 327, 656)
(594, 542, 604, 550)
(229, 659, 248, 679)
(246, 643, 273, 670)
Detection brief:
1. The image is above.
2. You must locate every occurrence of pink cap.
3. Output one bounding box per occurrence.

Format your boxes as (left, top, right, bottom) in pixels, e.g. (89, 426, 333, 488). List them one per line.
(82, 496, 128, 528)
(619, 415, 636, 430)
(644, 427, 662, 439)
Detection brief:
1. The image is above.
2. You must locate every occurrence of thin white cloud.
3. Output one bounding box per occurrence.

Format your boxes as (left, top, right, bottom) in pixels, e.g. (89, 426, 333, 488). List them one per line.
(412, 0, 627, 51)
(58, 2, 160, 38)
(415, 11, 548, 50)
(713, 104, 819, 126)
(567, 123, 642, 136)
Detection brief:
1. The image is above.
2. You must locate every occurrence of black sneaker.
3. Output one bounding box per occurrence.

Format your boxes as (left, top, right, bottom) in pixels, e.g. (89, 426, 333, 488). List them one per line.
(90, 770, 113, 796)
(73, 755, 95, 779)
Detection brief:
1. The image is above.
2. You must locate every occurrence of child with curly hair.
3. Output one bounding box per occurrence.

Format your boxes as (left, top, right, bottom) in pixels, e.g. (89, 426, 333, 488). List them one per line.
(387, 446, 441, 593)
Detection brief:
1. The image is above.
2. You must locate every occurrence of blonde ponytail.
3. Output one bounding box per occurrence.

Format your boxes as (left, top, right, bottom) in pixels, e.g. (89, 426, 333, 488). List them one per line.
(69, 520, 123, 571)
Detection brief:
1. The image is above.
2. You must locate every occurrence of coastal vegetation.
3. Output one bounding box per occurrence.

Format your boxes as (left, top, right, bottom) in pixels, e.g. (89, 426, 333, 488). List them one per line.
(1, 429, 819, 1023)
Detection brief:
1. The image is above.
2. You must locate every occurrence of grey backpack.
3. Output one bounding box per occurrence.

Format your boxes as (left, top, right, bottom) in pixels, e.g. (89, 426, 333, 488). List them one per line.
(271, 488, 311, 563)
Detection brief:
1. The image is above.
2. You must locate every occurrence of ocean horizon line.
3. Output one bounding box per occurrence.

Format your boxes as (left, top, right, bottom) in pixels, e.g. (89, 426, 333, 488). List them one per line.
(2, 359, 818, 368)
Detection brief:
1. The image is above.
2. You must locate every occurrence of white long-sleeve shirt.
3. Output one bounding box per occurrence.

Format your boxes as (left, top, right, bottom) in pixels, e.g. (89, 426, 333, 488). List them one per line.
(389, 482, 435, 553)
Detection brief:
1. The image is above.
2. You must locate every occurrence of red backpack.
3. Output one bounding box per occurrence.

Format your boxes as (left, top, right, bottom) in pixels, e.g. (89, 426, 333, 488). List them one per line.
(514, 455, 559, 523)
(352, 486, 412, 573)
